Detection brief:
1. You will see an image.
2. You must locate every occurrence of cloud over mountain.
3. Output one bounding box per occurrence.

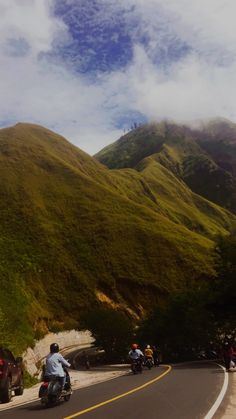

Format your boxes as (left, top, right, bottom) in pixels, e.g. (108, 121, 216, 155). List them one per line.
(1, 0, 236, 154)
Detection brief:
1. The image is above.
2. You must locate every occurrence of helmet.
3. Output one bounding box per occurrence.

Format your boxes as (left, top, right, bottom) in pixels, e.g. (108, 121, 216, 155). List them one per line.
(147, 345, 150, 349)
(50, 343, 59, 353)
(131, 344, 138, 350)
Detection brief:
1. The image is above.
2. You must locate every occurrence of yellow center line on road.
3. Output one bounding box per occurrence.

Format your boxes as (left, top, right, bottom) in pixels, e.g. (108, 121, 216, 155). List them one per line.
(64, 365, 172, 418)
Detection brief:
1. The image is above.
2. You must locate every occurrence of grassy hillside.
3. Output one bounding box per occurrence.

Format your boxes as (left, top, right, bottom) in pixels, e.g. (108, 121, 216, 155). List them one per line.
(0, 123, 235, 353)
(193, 118, 236, 177)
(95, 121, 236, 212)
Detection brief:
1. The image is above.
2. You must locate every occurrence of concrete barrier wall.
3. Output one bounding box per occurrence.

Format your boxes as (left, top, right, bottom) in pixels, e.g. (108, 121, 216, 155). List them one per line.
(23, 330, 94, 376)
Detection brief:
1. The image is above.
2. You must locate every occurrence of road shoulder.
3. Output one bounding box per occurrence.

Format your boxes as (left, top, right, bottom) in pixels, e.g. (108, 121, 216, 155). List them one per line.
(214, 370, 236, 418)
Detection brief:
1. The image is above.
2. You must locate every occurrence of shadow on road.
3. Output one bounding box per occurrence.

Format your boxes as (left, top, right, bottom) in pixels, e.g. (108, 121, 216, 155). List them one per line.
(17, 403, 45, 412)
(172, 360, 224, 371)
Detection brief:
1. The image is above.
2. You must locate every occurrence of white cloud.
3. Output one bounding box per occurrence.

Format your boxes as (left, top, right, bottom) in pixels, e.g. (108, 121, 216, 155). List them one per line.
(158, 0, 236, 57)
(121, 45, 236, 122)
(119, 0, 236, 62)
(0, 0, 67, 54)
(1, 0, 236, 154)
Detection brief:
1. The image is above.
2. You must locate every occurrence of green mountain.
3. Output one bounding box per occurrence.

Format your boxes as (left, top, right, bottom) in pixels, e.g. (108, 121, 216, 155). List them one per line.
(0, 123, 235, 352)
(95, 120, 236, 213)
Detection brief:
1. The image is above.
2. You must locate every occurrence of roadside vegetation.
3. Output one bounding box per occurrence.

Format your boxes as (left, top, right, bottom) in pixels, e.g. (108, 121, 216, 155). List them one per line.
(137, 231, 236, 361)
(83, 307, 133, 362)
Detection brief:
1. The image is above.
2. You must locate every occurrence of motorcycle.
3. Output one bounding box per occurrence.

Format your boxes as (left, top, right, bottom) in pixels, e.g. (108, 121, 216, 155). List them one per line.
(131, 358, 143, 374)
(144, 357, 153, 370)
(39, 367, 72, 407)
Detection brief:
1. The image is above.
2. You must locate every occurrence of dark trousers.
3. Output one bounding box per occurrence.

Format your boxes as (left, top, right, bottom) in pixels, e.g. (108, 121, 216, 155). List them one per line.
(223, 356, 231, 370)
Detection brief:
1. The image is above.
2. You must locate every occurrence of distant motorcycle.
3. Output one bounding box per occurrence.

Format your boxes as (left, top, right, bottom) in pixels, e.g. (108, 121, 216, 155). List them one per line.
(39, 367, 72, 407)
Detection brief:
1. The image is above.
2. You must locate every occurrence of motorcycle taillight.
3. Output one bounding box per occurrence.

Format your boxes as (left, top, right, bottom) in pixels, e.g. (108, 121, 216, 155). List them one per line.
(42, 382, 49, 387)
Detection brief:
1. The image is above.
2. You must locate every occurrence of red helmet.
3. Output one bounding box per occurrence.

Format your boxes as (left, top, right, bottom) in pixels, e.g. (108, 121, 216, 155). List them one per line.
(131, 343, 138, 350)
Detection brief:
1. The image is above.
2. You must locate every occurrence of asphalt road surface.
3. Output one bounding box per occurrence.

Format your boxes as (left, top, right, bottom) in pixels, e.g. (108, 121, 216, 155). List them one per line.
(0, 361, 225, 419)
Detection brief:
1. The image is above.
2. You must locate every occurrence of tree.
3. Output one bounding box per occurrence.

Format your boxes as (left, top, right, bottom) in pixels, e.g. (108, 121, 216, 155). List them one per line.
(84, 307, 134, 361)
(0, 308, 11, 348)
(210, 232, 236, 336)
(138, 288, 215, 361)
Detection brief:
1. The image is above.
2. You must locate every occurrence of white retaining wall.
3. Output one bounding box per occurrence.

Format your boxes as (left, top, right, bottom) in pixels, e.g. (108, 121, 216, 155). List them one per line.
(23, 330, 94, 376)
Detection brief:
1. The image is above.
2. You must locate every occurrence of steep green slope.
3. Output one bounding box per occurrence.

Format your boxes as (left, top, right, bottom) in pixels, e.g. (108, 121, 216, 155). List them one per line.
(193, 118, 236, 178)
(95, 121, 236, 212)
(0, 123, 235, 352)
(135, 156, 234, 238)
(95, 122, 202, 170)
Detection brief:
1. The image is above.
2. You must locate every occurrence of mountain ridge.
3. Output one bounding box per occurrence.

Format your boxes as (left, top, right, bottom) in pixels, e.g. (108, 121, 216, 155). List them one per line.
(95, 120, 236, 213)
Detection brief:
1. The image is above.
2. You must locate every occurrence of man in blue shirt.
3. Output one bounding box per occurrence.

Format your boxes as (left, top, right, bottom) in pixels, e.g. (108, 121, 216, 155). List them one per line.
(128, 343, 144, 360)
(45, 343, 71, 389)
(128, 343, 144, 373)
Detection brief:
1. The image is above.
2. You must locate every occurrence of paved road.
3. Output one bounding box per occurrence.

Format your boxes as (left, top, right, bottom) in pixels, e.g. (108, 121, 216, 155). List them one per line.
(0, 362, 225, 419)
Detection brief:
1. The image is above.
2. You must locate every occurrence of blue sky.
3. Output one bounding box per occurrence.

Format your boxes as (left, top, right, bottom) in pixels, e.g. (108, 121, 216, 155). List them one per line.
(1, 0, 236, 154)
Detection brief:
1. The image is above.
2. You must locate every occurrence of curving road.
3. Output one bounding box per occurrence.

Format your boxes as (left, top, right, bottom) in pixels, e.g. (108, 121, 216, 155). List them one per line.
(0, 362, 226, 419)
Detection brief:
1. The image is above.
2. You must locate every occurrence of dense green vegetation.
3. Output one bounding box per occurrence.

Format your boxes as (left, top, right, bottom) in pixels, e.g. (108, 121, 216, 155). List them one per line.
(137, 288, 214, 361)
(210, 232, 236, 331)
(0, 122, 235, 358)
(83, 306, 133, 361)
(137, 231, 236, 361)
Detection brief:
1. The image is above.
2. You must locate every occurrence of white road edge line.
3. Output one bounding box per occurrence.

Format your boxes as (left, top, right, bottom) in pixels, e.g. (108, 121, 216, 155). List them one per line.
(204, 364, 228, 419)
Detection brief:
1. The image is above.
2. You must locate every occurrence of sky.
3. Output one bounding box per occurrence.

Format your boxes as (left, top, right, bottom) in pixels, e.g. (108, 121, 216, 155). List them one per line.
(1, 0, 236, 154)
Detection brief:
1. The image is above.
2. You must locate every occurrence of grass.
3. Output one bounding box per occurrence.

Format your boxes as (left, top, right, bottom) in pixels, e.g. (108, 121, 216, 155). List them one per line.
(23, 370, 39, 388)
(0, 122, 235, 353)
(96, 121, 236, 213)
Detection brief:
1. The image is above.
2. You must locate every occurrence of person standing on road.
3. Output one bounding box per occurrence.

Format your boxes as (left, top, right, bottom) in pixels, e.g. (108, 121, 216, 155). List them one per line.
(152, 346, 159, 366)
(223, 342, 236, 372)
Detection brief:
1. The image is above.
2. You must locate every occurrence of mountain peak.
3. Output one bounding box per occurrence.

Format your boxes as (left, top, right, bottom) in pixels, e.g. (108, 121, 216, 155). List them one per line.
(95, 120, 236, 213)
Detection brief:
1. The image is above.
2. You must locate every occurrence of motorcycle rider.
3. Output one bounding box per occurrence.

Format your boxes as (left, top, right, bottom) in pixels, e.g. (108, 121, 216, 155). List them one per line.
(129, 344, 144, 358)
(44, 343, 71, 389)
(144, 344, 154, 367)
(144, 344, 153, 359)
(128, 344, 144, 369)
